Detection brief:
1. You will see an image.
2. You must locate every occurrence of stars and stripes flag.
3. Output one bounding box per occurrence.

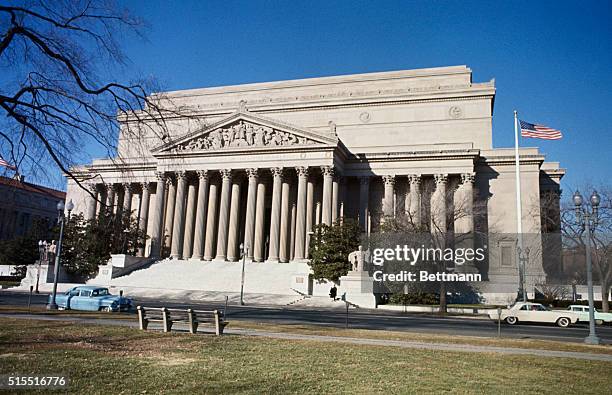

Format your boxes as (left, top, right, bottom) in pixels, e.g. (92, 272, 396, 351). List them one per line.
(0, 157, 16, 170)
(519, 120, 563, 140)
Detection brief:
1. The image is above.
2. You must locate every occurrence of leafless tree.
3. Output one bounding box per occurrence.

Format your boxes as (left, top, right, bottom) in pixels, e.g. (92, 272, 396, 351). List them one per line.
(534, 277, 570, 301)
(560, 186, 612, 312)
(377, 178, 489, 314)
(0, 1, 174, 193)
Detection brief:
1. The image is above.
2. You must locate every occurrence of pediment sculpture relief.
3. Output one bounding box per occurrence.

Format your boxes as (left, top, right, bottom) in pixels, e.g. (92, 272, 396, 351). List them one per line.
(171, 121, 318, 153)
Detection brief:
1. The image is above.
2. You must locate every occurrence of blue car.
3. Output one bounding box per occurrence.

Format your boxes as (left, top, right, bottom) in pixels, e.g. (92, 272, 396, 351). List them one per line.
(49, 286, 132, 312)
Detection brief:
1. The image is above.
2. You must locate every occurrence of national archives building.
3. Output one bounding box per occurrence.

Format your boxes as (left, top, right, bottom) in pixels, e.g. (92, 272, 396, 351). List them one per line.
(66, 66, 564, 299)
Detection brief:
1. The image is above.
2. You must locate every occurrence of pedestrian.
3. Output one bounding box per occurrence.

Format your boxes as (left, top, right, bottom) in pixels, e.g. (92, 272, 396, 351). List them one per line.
(329, 284, 337, 301)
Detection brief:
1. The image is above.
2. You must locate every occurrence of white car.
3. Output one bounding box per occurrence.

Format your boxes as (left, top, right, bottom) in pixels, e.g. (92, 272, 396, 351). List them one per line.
(488, 302, 580, 327)
(567, 305, 612, 325)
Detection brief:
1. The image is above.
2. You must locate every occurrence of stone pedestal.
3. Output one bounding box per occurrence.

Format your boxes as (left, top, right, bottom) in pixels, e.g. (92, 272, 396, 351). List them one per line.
(88, 254, 151, 285)
(21, 262, 70, 287)
(338, 271, 377, 308)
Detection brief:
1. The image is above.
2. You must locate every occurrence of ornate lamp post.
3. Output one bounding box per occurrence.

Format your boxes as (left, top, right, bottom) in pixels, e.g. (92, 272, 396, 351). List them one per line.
(47, 199, 74, 310)
(573, 190, 601, 345)
(517, 247, 530, 302)
(239, 242, 249, 306)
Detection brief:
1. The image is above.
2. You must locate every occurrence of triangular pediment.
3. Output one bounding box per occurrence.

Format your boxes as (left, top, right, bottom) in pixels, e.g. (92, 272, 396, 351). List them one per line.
(152, 111, 338, 154)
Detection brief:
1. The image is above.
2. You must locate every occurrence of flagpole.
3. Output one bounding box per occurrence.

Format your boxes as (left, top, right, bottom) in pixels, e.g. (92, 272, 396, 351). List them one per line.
(514, 110, 526, 302)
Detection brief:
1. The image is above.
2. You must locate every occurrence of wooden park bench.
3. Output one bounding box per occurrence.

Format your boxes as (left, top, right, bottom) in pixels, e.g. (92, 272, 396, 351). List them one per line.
(137, 306, 227, 335)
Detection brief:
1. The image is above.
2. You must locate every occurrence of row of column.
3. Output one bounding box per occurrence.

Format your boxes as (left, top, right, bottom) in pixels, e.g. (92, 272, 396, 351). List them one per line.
(362, 172, 475, 233)
(86, 166, 340, 262)
(85, 170, 475, 260)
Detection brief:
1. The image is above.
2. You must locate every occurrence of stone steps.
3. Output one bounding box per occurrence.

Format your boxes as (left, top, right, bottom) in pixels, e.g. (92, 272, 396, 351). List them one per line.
(107, 258, 310, 296)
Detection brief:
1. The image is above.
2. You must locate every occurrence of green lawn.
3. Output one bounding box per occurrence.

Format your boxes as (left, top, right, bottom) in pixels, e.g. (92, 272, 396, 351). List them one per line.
(1, 318, 611, 394)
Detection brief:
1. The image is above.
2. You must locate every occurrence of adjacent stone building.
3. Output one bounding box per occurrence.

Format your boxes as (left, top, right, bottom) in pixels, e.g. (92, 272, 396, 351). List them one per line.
(0, 175, 66, 240)
(65, 66, 564, 300)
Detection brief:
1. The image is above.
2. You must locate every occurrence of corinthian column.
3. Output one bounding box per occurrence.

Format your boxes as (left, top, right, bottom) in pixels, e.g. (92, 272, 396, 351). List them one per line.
(170, 171, 187, 259)
(215, 169, 233, 260)
(122, 183, 133, 217)
(432, 174, 448, 233)
(332, 175, 340, 223)
(86, 184, 98, 220)
(279, 174, 291, 262)
(163, 178, 177, 252)
(455, 173, 475, 234)
(106, 184, 116, 210)
(150, 172, 166, 258)
(359, 176, 370, 231)
(294, 167, 308, 260)
(226, 176, 242, 261)
(305, 175, 315, 259)
(203, 180, 219, 261)
(244, 169, 259, 260)
(455, 173, 477, 274)
(383, 175, 395, 218)
(408, 174, 422, 228)
(268, 167, 283, 262)
(138, 182, 151, 257)
(253, 177, 267, 262)
(321, 166, 334, 225)
(191, 171, 209, 260)
(182, 177, 198, 259)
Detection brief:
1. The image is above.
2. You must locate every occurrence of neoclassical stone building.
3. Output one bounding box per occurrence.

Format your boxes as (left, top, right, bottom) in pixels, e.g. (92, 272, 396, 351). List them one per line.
(66, 66, 564, 298)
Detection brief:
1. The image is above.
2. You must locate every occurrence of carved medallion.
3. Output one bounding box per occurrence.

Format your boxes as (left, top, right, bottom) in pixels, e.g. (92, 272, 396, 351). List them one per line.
(449, 106, 463, 119)
(359, 111, 371, 123)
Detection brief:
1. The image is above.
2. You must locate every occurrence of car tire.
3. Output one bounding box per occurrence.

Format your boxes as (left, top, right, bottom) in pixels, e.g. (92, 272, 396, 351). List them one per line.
(505, 316, 518, 325)
(57, 306, 65, 311)
(556, 317, 571, 328)
(101, 306, 113, 313)
(595, 319, 604, 325)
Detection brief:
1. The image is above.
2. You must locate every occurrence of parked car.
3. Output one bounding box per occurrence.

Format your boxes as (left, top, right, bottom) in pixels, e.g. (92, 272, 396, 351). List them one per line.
(567, 305, 612, 325)
(49, 286, 132, 312)
(488, 302, 579, 327)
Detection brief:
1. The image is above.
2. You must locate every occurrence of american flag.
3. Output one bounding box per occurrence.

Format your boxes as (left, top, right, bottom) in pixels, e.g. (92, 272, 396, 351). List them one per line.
(519, 120, 562, 140)
(0, 157, 16, 170)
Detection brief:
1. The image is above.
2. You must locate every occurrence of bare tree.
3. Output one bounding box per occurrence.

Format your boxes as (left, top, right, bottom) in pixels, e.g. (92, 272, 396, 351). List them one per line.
(377, 177, 489, 314)
(534, 277, 570, 301)
(560, 187, 612, 312)
(0, 1, 172, 193)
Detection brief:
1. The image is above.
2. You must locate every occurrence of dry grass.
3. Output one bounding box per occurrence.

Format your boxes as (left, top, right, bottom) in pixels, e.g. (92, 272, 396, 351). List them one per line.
(0, 318, 611, 394)
(228, 320, 612, 355)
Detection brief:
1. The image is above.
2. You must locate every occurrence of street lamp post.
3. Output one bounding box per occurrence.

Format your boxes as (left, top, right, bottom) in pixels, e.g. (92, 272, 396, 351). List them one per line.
(239, 242, 248, 306)
(517, 247, 530, 302)
(47, 199, 74, 310)
(573, 190, 601, 345)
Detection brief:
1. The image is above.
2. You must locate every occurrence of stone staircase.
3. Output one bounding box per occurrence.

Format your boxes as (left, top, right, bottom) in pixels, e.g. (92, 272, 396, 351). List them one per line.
(104, 258, 310, 296)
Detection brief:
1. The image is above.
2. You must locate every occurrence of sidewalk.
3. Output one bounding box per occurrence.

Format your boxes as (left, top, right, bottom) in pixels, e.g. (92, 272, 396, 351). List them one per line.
(2, 312, 610, 362)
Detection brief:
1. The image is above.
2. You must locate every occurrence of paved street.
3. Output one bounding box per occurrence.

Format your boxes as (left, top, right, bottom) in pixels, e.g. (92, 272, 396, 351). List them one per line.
(2, 290, 612, 344)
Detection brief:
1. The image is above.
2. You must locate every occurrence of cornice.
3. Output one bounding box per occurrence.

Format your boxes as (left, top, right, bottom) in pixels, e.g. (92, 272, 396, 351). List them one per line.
(153, 144, 336, 159)
(121, 92, 495, 124)
(479, 154, 545, 166)
(347, 149, 480, 163)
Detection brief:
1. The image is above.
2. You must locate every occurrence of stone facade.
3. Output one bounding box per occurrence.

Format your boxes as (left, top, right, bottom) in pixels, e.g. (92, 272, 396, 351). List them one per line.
(65, 66, 564, 296)
(0, 175, 66, 240)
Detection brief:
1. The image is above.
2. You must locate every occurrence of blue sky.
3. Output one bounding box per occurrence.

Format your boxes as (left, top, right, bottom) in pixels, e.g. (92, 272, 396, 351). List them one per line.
(37, 1, 612, 193)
